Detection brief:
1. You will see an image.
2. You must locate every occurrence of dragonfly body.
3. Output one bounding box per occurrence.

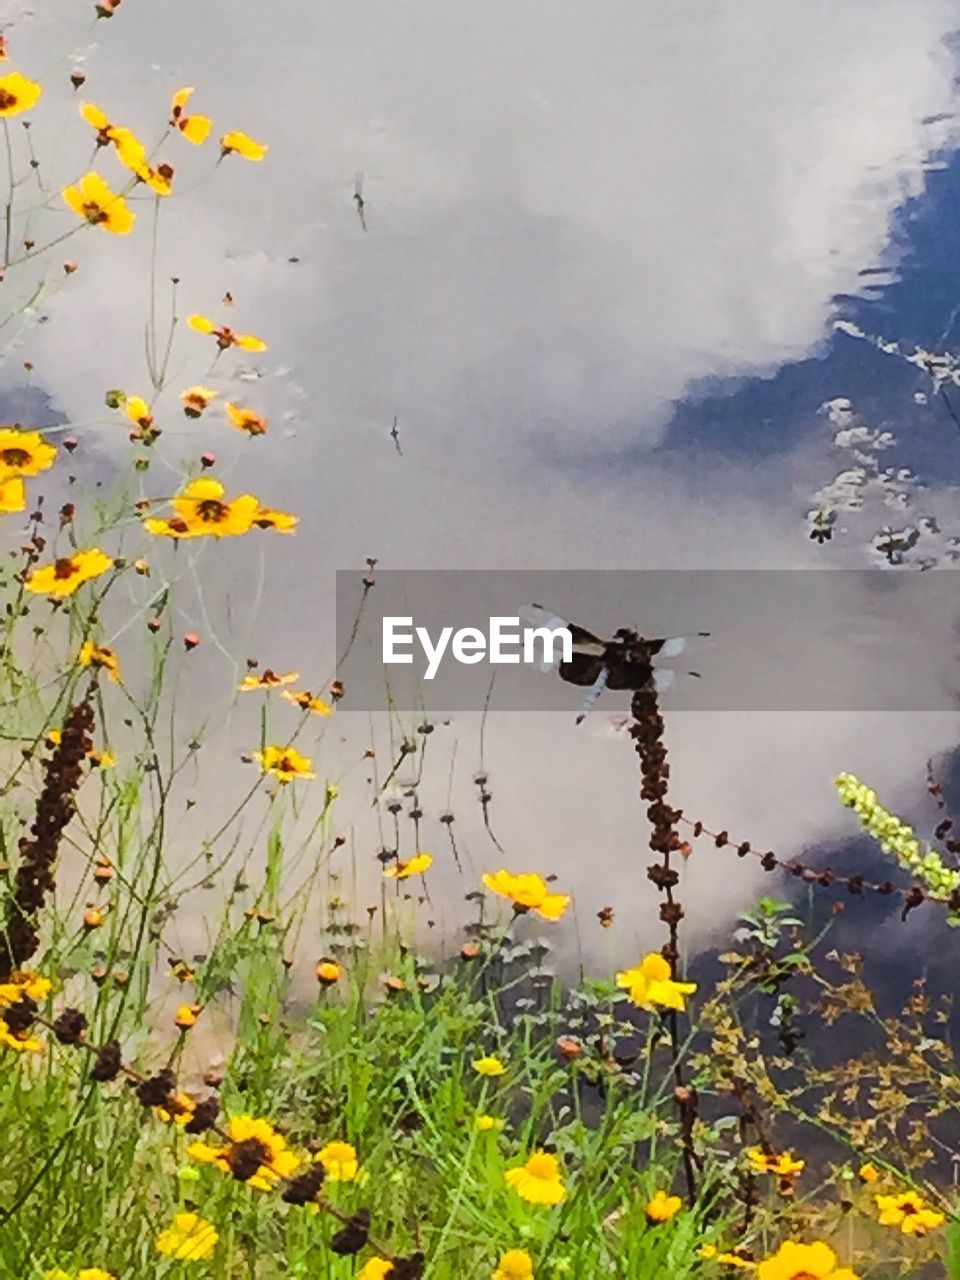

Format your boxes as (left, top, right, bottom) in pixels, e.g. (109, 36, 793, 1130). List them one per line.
(523, 605, 708, 723)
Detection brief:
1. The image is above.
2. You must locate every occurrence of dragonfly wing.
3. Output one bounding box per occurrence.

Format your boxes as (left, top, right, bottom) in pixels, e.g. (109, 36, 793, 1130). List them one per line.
(576, 667, 610, 725)
(521, 604, 603, 671)
(653, 669, 675, 693)
(658, 636, 689, 659)
(646, 631, 711, 660)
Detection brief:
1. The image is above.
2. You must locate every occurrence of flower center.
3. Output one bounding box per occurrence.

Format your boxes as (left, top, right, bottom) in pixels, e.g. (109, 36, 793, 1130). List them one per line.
(1, 447, 30, 467)
(0, 90, 17, 111)
(195, 498, 228, 523)
(225, 1136, 270, 1181)
(81, 201, 108, 226)
(54, 558, 77, 580)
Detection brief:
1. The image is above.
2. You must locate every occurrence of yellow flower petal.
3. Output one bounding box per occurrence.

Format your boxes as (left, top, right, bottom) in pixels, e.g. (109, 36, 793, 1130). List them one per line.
(384, 852, 432, 879)
(472, 1055, 506, 1077)
(0, 71, 41, 117)
(79, 100, 108, 130)
(25, 548, 113, 598)
(0, 476, 25, 512)
(220, 130, 267, 161)
(316, 1140, 360, 1182)
(155, 1212, 219, 1261)
(62, 172, 134, 234)
(235, 331, 267, 352)
(253, 745, 315, 782)
(494, 1249, 534, 1280)
(179, 113, 211, 145)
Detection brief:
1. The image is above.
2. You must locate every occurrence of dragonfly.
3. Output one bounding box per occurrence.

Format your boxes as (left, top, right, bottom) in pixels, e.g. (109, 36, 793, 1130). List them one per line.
(353, 172, 367, 232)
(522, 604, 709, 724)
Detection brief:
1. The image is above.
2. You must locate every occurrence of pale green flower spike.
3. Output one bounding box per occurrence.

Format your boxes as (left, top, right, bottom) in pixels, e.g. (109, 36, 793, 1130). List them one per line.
(836, 773, 960, 921)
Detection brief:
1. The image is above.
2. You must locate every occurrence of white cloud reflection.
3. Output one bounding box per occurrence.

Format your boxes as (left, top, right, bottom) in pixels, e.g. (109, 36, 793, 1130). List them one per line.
(3, 0, 960, 959)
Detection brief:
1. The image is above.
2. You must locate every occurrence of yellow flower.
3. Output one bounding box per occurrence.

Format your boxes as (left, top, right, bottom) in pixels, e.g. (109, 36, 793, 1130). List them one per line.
(79, 108, 169, 193)
(384, 852, 433, 879)
(253, 744, 315, 783)
(0, 1018, 41, 1052)
(315, 959, 342, 986)
(757, 1241, 859, 1280)
(134, 162, 174, 196)
(79, 641, 121, 682)
(155, 1211, 219, 1261)
(358, 1262, 394, 1280)
(45, 1272, 116, 1280)
(316, 1139, 359, 1181)
(187, 313, 267, 351)
(170, 87, 212, 145)
(239, 669, 299, 691)
(746, 1148, 804, 1178)
(175, 1002, 202, 1029)
(122, 395, 153, 428)
(505, 1150, 566, 1206)
(616, 952, 697, 1012)
(26, 548, 113, 598)
(221, 130, 267, 161)
(0, 71, 41, 116)
(283, 689, 333, 715)
(0, 476, 24, 512)
(79, 102, 140, 160)
(63, 172, 135, 234)
(699, 1245, 756, 1269)
(181, 385, 218, 418)
(857, 1162, 880, 1184)
(482, 869, 570, 921)
(156, 1091, 197, 1126)
(646, 1189, 682, 1223)
(475, 1113, 505, 1132)
(875, 1190, 945, 1235)
(494, 1249, 534, 1280)
(253, 505, 298, 533)
(144, 476, 259, 539)
(225, 402, 267, 436)
(168, 958, 196, 983)
(187, 1114, 300, 1190)
(0, 426, 56, 478)
(473, 1055, 506, 1077)
(0, 972, 51, 1005)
